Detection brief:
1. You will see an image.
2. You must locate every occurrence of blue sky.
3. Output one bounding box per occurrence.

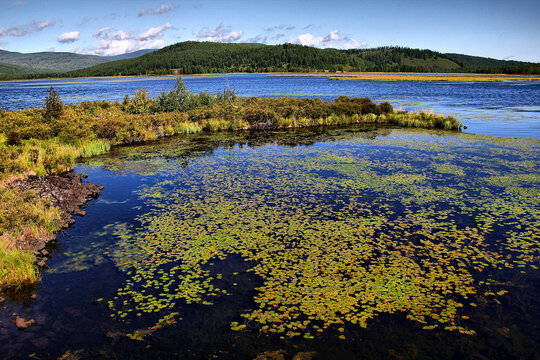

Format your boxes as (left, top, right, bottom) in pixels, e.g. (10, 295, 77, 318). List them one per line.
(0, 0, 539, 62)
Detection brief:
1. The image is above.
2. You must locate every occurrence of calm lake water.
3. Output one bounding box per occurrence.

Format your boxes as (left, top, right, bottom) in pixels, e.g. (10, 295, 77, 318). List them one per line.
(0, 127, 539, 359)
(0, 74, 539, 139)
(0, 75, 539, 359)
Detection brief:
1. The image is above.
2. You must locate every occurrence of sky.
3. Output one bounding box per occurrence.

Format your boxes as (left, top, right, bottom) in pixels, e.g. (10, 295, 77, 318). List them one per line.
(0, 0, 539, 62)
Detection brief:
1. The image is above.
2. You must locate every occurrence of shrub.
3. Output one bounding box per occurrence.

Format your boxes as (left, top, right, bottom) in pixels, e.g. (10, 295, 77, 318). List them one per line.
(125, 89, 153, 114)
(378, 102, 393, 114)
(44, 87, 63, 120)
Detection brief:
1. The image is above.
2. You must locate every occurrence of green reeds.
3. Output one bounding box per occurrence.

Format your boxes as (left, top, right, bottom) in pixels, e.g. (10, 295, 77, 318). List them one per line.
(0, 248, 39, 288)
(0, 187, 60, 289)
(78, 139, 111, 158)
(174, 122, 202, 134)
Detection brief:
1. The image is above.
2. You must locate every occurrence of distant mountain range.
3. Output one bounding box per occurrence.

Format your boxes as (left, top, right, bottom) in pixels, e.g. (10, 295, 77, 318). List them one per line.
(0, 42, 538, 79)
(0, 48, 158, 74)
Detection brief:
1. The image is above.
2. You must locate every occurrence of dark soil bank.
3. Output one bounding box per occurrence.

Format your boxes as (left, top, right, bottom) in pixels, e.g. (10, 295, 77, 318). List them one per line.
(9, 172, 103, 255)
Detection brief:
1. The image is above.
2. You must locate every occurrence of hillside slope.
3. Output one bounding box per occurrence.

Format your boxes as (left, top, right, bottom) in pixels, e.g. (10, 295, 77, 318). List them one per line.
(1, 42, 538, 79)
(0, 50, 108, 72)
(67, 42, 539, 77)
(0, 61, 39, 76)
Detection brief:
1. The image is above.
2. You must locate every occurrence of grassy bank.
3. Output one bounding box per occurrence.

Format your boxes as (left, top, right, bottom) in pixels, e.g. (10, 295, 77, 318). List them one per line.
(0, 78, 462, 290)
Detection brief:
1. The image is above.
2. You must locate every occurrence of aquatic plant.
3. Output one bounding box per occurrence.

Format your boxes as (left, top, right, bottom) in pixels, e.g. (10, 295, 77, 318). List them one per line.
(99, 130, 539, 340)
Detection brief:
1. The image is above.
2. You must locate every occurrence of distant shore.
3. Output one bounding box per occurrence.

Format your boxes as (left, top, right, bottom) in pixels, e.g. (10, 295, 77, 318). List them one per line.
(3, 71, 540, 83)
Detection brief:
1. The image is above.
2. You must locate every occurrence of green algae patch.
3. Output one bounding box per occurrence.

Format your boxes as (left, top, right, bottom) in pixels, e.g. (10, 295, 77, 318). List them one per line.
(97, 128, 539, 340)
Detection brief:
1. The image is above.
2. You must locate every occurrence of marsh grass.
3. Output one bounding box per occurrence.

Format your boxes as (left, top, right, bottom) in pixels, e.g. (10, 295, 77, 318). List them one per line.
(329, 74, 540, 81)
(0, 187, 60, 288)
(174, 122, 202, 134)
(268, 73, 540, 82)
(0, 248, 39, 288)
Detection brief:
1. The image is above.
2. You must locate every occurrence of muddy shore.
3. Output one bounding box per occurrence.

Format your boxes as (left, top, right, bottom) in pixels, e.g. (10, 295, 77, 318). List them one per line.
(8, 172, 103, 262)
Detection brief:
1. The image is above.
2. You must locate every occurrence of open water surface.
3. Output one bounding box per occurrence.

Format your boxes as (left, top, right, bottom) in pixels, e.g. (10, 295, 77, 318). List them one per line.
(0, 74, 539, 138)
(0, 127, 538, 359)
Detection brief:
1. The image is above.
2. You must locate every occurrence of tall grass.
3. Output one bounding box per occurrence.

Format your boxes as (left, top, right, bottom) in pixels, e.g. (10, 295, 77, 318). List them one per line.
(174, 122, 202, 134)
(0, 187, 59, 288)
(0, 248, 39, 288)
(79, 139, 111, 158)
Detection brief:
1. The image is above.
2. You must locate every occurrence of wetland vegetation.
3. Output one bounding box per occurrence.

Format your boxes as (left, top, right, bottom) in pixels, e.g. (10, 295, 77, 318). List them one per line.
(0, 79, 462, 290)
(1, 127, 534, 359)
(90, 129, 538, 343)
(268, 73, 540, 82)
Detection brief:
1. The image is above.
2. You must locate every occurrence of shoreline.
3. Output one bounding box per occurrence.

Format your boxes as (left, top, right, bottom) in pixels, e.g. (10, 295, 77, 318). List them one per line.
(2, 172, 102, 283)
(2, 70, 540, 83)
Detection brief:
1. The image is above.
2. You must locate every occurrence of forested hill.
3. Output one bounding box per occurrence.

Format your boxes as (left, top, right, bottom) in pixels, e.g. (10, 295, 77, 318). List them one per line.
(0, 49, 158, 76)
(1, 42, 538, 79)
(0, 61, 38, 76)
(0, 50, 108, 72)
(65, 42, 539, 77)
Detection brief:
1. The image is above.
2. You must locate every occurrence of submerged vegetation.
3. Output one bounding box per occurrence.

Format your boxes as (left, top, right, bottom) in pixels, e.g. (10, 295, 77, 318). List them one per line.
(0, 78, 462, 289)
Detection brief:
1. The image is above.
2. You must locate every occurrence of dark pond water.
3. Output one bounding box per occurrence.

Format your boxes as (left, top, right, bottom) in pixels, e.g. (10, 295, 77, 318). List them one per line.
(0, 74, 539, 139)
(0, 127, 538, 359)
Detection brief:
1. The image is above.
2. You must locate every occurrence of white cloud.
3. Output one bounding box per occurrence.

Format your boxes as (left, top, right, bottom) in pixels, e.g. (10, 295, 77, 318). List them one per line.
(191, 24, 243, 43)
(289, 29, 366, 49)
(0, 20, 54, 39)
(57, 31, 80, 43)
(138, 2, 174, 17)
(33, 20, 54, 30)
(343, 39, 367, 50)
(241, 34, 268, 44)
(73, 39, 165, 57)
(136, 22, 174, 41)
(323, 29, 341, 42)
(263, 24, 295, 33)
(93, 27, 113, 38)
(290, 33, 324, 46)
(78, 23, 173, 56)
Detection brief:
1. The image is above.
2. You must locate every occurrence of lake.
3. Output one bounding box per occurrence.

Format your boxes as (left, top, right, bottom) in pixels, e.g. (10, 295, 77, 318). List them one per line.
(0, 75, 539, 359)
(0, 127, 538, 359)
(0, 74, 539, 139)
